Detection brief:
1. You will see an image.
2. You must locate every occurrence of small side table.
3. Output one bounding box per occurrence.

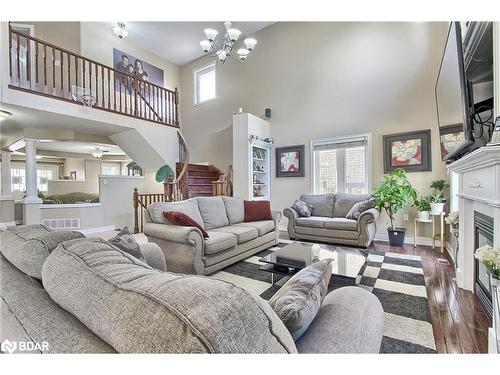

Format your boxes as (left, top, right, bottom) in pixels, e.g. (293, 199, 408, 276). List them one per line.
(414, 213, 446, 253)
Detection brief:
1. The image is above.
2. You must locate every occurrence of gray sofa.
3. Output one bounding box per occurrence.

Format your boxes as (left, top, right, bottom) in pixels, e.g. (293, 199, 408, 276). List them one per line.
(0, 226, 384, 354)
(284, 193, 380, 248)
(144, 196, 280, 275)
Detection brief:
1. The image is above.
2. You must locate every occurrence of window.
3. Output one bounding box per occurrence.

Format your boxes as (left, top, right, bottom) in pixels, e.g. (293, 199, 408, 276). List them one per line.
(311, 134, 371, 195)
(194, 64, 216, 105)
(10, 163, 58, 194)
(101, 163, 121, 176)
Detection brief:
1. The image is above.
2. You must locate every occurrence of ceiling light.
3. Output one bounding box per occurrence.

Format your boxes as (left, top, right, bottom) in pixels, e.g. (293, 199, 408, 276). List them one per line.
(91, 148, 104, 159)
(112, 22, 128, 39)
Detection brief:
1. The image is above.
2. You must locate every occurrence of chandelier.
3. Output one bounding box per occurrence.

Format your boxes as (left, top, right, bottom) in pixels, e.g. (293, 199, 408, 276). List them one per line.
(199, 22, 257, 64)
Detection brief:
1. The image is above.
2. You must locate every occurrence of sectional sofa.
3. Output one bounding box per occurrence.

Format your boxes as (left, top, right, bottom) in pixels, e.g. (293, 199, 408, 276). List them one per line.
(144, 196, 281, 275)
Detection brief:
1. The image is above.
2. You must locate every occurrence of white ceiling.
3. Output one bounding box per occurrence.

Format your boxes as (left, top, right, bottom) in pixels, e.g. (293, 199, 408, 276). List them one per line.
(100, 22, 275, 66)
(36, 141, 125, 156)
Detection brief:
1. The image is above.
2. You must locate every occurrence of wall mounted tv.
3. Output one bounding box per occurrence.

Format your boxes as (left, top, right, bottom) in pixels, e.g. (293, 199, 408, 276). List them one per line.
(435, 22, 494, 161)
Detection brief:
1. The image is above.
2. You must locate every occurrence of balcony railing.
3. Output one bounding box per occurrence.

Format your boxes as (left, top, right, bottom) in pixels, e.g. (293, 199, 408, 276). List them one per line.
(8, 26, 179, 127)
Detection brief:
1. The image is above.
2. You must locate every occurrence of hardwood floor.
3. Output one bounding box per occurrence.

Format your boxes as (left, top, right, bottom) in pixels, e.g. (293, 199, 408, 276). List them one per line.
(368, 241, 491, 354)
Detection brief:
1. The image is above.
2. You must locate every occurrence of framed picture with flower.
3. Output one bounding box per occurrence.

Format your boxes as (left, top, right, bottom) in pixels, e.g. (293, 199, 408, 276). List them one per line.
(383, 130, 432, 173)
(275, 145, 305, 177)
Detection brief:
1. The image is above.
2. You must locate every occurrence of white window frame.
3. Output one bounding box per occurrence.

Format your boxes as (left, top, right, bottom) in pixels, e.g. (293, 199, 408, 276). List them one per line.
(310, 133, 372, 194)
(101, 162, 121, 176)
(10, 162, 58, 194)
(193, 63, 216, 106)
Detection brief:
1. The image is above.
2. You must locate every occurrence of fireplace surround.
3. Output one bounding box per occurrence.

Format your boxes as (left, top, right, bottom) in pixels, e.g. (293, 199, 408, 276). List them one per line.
(474, 211, 494, 318)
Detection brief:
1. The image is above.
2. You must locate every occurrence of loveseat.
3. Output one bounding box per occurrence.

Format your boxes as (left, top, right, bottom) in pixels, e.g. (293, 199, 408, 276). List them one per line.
(284, 193, 380, 248)
(144, 196, 280, 275)
(0, 225, 384, 354)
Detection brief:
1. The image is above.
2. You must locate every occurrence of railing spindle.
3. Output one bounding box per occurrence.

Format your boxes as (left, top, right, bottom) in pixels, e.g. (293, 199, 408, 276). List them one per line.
(43, 44, 47, 89)
(52, 47, 56, 92)
(60, 50, 64, 95)
(67, 52, 71, 98)
(9, 26, 13, 81)
(16, 33, 20, 82)
(26, 37, 31, 89)
(82, 59, 85, 90)
(107, 68, 111, 109)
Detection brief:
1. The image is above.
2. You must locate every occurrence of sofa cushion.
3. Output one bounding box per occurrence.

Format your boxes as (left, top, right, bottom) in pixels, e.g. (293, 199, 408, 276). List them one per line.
(292, 200, 314, 217)
(300, 194, 335, 217)
(295, 226, 359, 240)
(108, 226, 145, 261)
(148, 199, 204, 228)
(204, 231, 238, 255)
(346, 199, 376, 220)
(244, 200, 273, 222)
(196, 197, 229, 230)
(0, 225, 85, 280)
(269, 259, 333, 341)
(164, 211, 209, 238)
(333, 193, 371, 218)
(222, 196, 245, 225)
(296, 217, 326, 229)
(211, 226, 258, 244)
(235, 220, 275, 237)
(42, 238, 297, 353)
(323, 218, 358, 231)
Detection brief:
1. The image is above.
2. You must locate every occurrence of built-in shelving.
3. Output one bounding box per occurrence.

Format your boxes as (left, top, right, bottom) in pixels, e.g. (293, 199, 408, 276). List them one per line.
(251, 143, 271, 200)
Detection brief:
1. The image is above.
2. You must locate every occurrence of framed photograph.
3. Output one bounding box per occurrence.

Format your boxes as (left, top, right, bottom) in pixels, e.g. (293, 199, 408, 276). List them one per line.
(276, 145, 305, 177)
(383, 130, 432, 173)
(70, 171, 77, 180)
(113, 48, 164, 92)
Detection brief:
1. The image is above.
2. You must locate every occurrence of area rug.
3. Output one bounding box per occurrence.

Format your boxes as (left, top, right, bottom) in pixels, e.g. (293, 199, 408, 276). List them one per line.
(210, 240, 437, 354)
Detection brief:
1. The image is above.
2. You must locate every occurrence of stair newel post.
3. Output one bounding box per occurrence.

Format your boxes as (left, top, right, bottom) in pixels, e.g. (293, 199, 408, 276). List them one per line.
(133, 187, 140, 234)
(174, 87, 179, 126)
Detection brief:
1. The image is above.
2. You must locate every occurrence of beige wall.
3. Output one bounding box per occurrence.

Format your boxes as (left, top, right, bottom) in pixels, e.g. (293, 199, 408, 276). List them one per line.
(16, 21, 81, 53)
(180, 22, 451, 241)
(62, 158, 86, 179)
(48, 159, 101, 195)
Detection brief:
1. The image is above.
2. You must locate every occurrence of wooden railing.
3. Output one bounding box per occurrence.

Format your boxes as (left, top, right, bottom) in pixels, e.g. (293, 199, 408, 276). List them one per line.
(133, 189, 170, 233)
(165, 131, 189, 201)
(8, 26, 179, 127)
(212, 165, 233, 197)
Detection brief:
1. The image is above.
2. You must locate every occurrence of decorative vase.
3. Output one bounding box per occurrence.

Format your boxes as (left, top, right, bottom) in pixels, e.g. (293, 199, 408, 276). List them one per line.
(387, 227, 406, 247)
(430, 203, 445, 215)
(417, 211, 430, 221)
(490, 274, 500, 354)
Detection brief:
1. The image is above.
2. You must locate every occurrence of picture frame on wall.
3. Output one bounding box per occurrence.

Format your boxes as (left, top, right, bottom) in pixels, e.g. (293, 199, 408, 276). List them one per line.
(383, 129, 432, 173)
(275, 145, 305, 177)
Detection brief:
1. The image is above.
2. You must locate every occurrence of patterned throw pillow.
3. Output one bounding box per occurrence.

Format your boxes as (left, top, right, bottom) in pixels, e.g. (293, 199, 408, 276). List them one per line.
(269, 259, 333, 341)
(292, 200, 314, 217)
(346, 199, 376, 220)
(108, 227, 145, 261)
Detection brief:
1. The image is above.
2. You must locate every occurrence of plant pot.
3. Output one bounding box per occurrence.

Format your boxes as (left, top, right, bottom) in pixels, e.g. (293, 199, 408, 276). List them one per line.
(387, 227, 406, 247)
(430, 203, 445, 215)
(417, 211, 430, 221)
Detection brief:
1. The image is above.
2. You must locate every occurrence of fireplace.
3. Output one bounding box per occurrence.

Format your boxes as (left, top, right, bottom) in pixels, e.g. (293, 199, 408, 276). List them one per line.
(474, 211, 494, 319)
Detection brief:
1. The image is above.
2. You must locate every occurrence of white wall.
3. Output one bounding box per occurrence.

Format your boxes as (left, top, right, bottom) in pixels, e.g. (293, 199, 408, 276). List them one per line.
(48, 159, 101, 195)
(180, 22, 451, 241)
(63, 158, 86, 179)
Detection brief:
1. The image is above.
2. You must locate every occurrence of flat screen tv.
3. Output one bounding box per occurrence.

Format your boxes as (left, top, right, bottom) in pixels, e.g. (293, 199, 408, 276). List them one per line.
(435, 22, 474, 161)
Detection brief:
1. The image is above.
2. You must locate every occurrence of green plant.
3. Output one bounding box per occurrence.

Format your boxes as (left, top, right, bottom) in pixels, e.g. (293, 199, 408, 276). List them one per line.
(413, 195, 431, 212)
(429, 191, 445, 204)
(430, 179, 449, 193)
(372, 168, 417, 230)
(155, 164, 175, 183)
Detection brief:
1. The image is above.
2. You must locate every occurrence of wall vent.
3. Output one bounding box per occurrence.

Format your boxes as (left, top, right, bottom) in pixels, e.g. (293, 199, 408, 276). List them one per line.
(42, 218, 80, 230)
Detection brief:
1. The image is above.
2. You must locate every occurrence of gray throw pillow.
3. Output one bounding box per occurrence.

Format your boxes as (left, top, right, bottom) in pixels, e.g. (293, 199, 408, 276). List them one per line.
(292, 200, 314, 217)
(108, 227, 144, 261)
(269, 259, 333, 341)
(346, 199, 376, 220)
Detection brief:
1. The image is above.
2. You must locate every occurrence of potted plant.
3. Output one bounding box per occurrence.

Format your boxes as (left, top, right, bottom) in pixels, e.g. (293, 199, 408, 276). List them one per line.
(429, 179, 449, 215)
(413, 194, 431, 221)
(373, 168, 417, 247)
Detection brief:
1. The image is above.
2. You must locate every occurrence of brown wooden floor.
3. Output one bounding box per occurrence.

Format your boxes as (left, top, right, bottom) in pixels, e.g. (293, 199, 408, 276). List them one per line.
(369, 241, 490, 353)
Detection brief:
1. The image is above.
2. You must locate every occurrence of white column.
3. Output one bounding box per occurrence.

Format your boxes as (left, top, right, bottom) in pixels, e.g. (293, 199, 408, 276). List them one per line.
(23, 138, 42, 204)
(1, 149, 12, 198)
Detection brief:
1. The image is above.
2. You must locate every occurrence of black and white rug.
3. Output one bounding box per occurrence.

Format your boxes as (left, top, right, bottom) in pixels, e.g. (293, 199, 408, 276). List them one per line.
(210, 239, 436, 354)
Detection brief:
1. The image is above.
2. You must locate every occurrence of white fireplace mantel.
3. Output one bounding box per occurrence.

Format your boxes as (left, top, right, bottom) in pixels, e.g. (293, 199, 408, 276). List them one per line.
(448, 145, 500, 292)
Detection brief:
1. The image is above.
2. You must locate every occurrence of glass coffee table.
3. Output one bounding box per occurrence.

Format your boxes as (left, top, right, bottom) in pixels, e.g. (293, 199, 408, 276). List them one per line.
(259, 242, 367, 287)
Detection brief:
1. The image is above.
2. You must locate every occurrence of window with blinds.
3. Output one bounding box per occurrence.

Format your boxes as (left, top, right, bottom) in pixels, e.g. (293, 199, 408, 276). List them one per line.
(311, 134, 371, 195)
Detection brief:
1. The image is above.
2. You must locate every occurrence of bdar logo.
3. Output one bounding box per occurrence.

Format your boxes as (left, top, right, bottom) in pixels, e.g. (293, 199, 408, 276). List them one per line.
(1, 339, 17, 354)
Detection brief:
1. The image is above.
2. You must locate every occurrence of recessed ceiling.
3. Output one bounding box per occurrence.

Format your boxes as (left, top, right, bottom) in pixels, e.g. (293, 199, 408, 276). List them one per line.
(99, 21, 275, 66)
(36, 141, 125, 156)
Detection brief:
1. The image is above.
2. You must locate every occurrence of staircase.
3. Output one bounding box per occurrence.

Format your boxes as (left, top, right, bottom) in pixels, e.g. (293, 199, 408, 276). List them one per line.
(176, 163, 224, 198)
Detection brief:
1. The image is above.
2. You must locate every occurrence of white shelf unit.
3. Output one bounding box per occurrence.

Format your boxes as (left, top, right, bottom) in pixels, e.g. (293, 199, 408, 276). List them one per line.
(251, 141, 271, 200)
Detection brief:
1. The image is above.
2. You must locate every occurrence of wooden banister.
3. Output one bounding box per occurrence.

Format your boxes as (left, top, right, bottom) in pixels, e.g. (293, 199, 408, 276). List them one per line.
(8, 26, 179, 128)
(212, 165, 233, 197)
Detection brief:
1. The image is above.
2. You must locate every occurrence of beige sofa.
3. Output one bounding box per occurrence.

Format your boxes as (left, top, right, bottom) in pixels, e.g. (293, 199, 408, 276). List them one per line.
(283, 193, 379, 248)
(144, 196, 280, 275)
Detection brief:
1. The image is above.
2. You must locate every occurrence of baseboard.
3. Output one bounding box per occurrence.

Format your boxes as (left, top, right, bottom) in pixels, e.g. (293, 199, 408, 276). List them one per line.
(0, 221, 16, 229)
(79, 225, 116, 236)
(374, 233, 441, 247)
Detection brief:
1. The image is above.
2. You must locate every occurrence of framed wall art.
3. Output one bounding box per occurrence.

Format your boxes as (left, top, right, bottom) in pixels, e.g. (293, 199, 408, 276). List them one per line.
(275, 145, 305, 177)
(383, 129, 432, 173)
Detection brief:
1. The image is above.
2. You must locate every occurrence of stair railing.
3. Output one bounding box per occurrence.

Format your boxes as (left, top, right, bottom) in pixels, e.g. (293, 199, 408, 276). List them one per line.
(165, 131, 189, 201)
(212, 165, 233, 197)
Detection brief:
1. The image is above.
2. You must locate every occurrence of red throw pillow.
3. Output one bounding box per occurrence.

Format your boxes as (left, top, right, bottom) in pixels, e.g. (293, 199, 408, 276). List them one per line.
(163, 211, 209, 238)
(244, 200, 273, 222)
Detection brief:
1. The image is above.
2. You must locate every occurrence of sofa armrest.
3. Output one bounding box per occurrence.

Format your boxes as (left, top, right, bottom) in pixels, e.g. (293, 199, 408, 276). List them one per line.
(272, 210, 282, 225)
(357, 208, 379, 226)
(139, 242, 167, 271)
(283, 207, 299, 221)
(143, 222, 203, 245)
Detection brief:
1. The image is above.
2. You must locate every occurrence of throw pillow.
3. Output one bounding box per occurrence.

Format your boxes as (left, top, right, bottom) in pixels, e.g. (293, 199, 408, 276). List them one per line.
(163, 211, 210, 239)
(269, 259, 333, 341)
(108, 227, 145, 261)
(345, 199, 376, 220)
(292, 199, 314, 217)
(243, 200, 273, 222)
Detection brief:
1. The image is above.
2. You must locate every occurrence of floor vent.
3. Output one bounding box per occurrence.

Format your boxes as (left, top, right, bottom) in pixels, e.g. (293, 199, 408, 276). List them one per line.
(436, 258, 450, 265)
(42, 218, 80, 230)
